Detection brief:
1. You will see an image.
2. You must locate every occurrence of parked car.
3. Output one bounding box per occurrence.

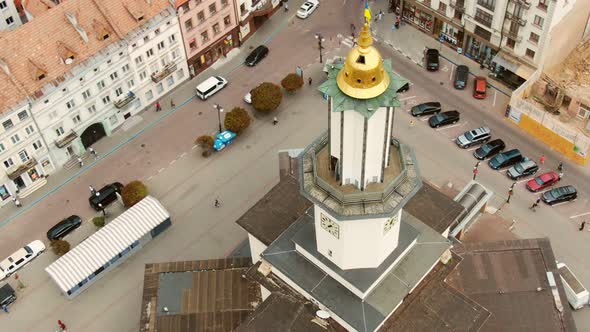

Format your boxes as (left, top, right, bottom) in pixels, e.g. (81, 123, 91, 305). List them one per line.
(454, 65, 469, 89)
(89, 182, 124, 211)
(428, 110, 460, 128)
(296, 0, 319, 19)
(425, 49, 439, 71)
(213, 130, 237, 151)
(195, 76, 228, 100)
(244, 91, 252, 104)
(410, 102, 441, 117)
(47, 215, 82, 240)
(507, 159, 539, 180)
(488, 149, 524, 170)
(245, 45, 269, 66)
(473, 139, 505, 160)
(397, 82, 410, 93)
(455, 126, 491, 148)
(0, 240, 45, 280)
(526, 171, 560, 192)
(0, 284, 16, 308)
(542, 185, 577, 205)
(473, 76, 487, 99)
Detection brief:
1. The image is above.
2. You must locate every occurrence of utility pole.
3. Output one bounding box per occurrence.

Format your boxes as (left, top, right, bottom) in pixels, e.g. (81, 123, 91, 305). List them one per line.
(213, 104, 224, 134)
(315, 33, 324, 63)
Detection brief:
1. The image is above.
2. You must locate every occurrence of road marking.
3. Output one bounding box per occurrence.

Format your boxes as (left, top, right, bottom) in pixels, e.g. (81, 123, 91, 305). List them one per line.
(550, 201, 574, 207)
(180, 152, 187, 158)
(419, 117, 429, 122)
(158, 168, 165, 173)
(435, 123, 461, 131)
(516, 178, 530, 183)
(192, 145, 198, 150)
(442, 65, 449, 72)
(449, 64, 454, 80)
(147, 176, 153, 181)
(570, 211, 590, 219)
(169, 159, 176, 165)
(466, 147, 478, 151)
(493, 90, 497, 106)
(341, 38, 353, 47)
(399, 96, 416, 101)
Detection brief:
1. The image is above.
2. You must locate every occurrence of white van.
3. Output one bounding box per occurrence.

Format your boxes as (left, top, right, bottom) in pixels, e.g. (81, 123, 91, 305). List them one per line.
(195, 76, 228, 100)
(557, 262, 589, 310)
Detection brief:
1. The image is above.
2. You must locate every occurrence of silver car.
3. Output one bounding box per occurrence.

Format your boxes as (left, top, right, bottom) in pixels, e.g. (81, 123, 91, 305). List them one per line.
(456, 126, 491, 148)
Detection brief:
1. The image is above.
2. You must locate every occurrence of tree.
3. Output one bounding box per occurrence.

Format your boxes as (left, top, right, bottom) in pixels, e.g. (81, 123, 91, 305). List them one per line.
(251, 82, 282, 113)
(195, 135, 214, 150)
(93, 216, 105, 228)
(281, 73, 304, 92)
(121, 180, 149, 208)
(51, 240, 70, 256)
(224, 107, 251, 134)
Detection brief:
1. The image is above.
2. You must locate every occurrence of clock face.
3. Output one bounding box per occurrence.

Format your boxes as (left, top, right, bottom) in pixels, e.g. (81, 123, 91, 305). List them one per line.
(383, 215, 399, 234)
(320, 213, 340, 239)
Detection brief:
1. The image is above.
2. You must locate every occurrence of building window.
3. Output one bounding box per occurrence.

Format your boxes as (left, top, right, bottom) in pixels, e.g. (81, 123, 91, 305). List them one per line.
(525, 48, 535, 58)
(82, 89, 91, 100)
(0, 142, 4, 152)
(474, 25, 492, 41)
(135, 55, 144, 65)
(150, 63, 159, 75)
(184, 19, 193, 31)
(55, 126, 65, 136)
(139, 71, 147, 80)
(209, 3, 216, 15)
(221, 0, 228, 7)
(115, 87, 123, 97)
(18, 150, 29, 162)
(506, 38, 515, 48)
(189, 39, 197, 50)
(2, 119, 13, 130)
(97, 80, 106, 90)
(172, 48, 180, 59)
(533, 15, 544, 28)
(477, 0, 495, 11)
(240, 3, 246, 14)
(110, 71, 119, 81)
(4, 158, 13, 168)
(180, 3, 189, 12)
(168, 34, 177, 44)
(121, 64, 130, 73)
(474, 9, 493, 27)
(156, 83, 164, 93)
(577, 105, 590, 119)
(438, 2, 447, 12)
(17, 111, 28, 121)
(529, 32, 539, 43)
(146, 49, 154, 58)
(177, 69, 185, 80)
(143, 35, 149, 43)
(87, 104, 97, 114)
(201, 31, 209, 43)
(145, 90, 153, 100)
(127, 79, 135, 89)
(5, 16, 14, 25)
(66, 99, 76, 109)
(0, 1, 6, 10)
(33, 140, 43, 150)
(109, 115, 118, 126)
(224, 15, 231, 26)
(538, 0, 548, 11)
(213, 23, 221, 35)
(10, 134, 20, 144)
(154, 28, 160, 35)
(102, 95, 111, 105)
(72, 114, 81, 124)
(197, 11, 205, 23)
(167, 76, 175, 87)
(160, 57, 168, 67)
(157, 41, 165, 50)
(25, 125, 35, 135)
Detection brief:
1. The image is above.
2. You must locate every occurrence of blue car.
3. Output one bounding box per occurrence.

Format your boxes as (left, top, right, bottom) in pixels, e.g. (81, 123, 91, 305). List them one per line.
(213, 130, 237, 151)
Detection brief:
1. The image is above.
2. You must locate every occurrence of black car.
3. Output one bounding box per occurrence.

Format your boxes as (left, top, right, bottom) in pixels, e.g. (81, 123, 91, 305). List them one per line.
(425, 49, 439, 71)
(488, 149, 524, 170)
(0, 284, 16, 308)
(397, 82, 410, 93)
(89, 182, 124, 211)
(411, 102, 441, 117)
(47, 215, 82, 240)
(542, 185, 577, 205)
(428, 110, 460, 128)
(245, 45, 269, 66)
(473, 139, 505, 160)
(454, 65, 469, 89)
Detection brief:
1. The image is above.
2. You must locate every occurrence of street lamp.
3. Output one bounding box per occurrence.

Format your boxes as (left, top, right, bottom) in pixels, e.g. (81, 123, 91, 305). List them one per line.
(213, 103, 224, 134)
(315, 33, 325, 64)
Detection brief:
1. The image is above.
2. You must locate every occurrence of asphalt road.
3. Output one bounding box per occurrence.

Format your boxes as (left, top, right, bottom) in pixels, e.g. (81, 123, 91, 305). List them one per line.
(1, 1, 590, 330)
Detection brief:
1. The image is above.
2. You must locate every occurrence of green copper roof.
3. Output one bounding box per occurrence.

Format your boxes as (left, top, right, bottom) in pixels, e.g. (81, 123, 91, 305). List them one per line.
(318, 59, 409, 119)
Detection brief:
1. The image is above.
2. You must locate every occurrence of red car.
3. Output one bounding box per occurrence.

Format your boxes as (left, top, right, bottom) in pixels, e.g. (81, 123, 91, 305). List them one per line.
(526, 171, 560, 192)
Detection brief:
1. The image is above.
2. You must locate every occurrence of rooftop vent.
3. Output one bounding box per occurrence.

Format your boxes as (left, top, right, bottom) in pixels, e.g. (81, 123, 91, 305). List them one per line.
(65, 11, 89, 43)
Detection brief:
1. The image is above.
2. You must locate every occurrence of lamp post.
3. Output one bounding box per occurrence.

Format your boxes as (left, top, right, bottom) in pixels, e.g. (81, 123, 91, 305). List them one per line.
(315, 33, 324, 64)
(213, 103, 224, 134)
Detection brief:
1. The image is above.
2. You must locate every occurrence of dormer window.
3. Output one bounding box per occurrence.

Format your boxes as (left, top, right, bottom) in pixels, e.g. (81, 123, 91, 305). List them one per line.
(103, 33, 110, 40)
(38, 73, 46, 80)
(28, 60, 47, 81)
(57, 42, 77, 65)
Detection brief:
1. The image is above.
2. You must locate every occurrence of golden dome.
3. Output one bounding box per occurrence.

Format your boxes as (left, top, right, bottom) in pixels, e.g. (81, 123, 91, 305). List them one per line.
(336, 23, 390, 99)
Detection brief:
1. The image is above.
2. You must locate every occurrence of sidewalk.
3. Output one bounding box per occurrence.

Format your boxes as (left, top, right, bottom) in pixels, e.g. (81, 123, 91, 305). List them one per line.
(0, 4, 302, 226)
(367, 3, 513, 97)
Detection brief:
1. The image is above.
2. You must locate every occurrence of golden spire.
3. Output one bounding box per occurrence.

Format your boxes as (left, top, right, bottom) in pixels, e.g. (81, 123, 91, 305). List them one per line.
(336, 23, 390, 99)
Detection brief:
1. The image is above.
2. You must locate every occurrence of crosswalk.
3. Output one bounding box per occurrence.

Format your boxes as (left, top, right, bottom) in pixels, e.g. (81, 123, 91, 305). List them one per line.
(339, 31, 379, 48)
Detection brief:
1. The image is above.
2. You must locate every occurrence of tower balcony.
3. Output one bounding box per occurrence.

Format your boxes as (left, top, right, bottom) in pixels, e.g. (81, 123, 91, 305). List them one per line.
(300, 131, 422, 219)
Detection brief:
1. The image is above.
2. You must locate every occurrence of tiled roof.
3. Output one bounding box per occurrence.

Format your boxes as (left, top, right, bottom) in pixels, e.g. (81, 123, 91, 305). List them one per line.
(0, 0, 171, 114)
(22, 0, 57, 17)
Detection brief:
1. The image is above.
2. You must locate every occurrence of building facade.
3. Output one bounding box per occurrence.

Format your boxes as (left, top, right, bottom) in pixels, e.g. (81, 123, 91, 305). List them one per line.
(0, 0, 23, 30)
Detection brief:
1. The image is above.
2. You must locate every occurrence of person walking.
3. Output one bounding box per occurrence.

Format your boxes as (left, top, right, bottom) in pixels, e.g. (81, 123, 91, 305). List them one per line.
(284, 3, 288, 11)
(529, 198, 541, 211)
(88, 147, 98, 159)
(170, 99, 176, 108)
(539, 154, 545, 165)
(98, 203, 107, 217)
(273, 117, 278, 125)
(214, 199, 221, 208)
(409, 119, 414, 127)
(156, 101, 162, 112)
(58, 320, 66, 331)
(308, 77, 312, 86)
(12, 196, 22, 208)
(557, 161, 563, 172)
(77, 156, 83, 168)
(579, 221, 586, 231)
(89, 185, 96, 195)
(2, 304, 8, 313)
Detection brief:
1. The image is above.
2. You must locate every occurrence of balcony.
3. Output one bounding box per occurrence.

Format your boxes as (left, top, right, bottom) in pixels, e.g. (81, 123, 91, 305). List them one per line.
(113, 91, 137, 109)
(505, 12, 527, 26)
(450, 0, 465, 12)
(509, 0, 531, 9)
(251, 0, 273, 17)
(151, 63, 177, 83)
(6, 158, 38, 181)
(502, 28, 523, 42)
(55, 130, 78, 148)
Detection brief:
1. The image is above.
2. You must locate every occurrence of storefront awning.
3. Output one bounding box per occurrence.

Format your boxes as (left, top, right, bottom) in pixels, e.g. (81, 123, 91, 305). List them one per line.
(492, 53, 519, 72)
(493, 51, 537, 80)
(7, 158, 37, 181)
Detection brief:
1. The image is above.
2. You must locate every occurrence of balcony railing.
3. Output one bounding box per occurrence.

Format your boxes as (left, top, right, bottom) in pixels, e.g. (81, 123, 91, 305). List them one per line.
(503, 28, 523, 42)
(151, 63, 177, 83)
(113, 91, 137, 109)
(450, 0, 465, 12)
(55, 131, 78, 148)
(509, 0, 531, 9)
(6, 158, 37, 180)
(505, 12, 527, 26)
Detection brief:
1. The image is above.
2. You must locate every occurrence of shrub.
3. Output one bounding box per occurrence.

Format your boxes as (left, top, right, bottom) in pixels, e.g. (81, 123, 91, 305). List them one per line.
(93, 216, 105, 228)
(195, 135, 214, 150)
(51, 240, 70, 256)
(251, 82, 283, 112)
(281, 73, 304, 92)
(224, 107, 251, 134)
(121, 180, 149, 208)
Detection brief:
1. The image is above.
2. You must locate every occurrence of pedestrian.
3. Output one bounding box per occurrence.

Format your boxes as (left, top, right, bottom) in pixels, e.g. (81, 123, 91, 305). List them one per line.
(156, 101, 161, 112)
(308, 77, 312, 86)
(558, 171, 564, 179)
(214, 199, 221, 208)
(409, 119, 414, 127)
(351, 23, 356, 34)
(580, 221, 586, 231)
(170, 99, 176, 108)
(273, 117, 278, 125)
(89, 185, 96, 195)
(557, 162, 563, 172)
(539, 154, 545, 165)
(98, 203, 107, 217)
(12, 196, 21, 207)
(284, 3, 288, 11)
(58, 320, 66, 330)
(88, 147, 98, 159)
(77, 156, 83, 168)
(529, 201, 539, 211)
(2, 304, 8, 313)
(395, 16, 400, 29)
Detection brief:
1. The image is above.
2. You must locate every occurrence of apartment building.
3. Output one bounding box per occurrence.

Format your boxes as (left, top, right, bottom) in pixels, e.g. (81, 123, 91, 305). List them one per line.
(398, 0, 589, 88)
(0, 0, 188, 204)
(0, 0, 23, 30)
(234, 0, 281, 45)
